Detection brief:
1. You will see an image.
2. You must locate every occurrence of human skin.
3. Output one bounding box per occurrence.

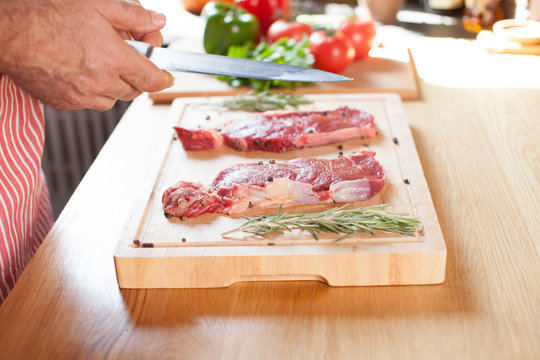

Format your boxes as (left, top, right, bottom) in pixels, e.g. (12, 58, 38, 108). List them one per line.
(0, 0, 175, 111)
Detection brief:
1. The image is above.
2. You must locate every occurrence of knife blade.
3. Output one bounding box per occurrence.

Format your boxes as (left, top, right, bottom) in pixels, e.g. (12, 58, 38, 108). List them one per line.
(127, 40, 352, 83)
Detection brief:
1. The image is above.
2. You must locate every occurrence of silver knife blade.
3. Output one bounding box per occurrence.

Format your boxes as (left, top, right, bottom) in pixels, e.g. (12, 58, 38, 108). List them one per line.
(127, 40, 352, 82)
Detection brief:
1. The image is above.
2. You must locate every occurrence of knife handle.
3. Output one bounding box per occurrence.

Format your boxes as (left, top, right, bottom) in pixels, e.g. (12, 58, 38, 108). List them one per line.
(126, 40, 154, 58)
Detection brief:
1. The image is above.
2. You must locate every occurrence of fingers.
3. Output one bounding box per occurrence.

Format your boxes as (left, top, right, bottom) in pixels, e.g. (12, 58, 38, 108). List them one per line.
(102, 78, 143, 101)
(131, 30, 163, 47)
(54, 94, 118, 112)
(116, 29, 132, 40)
(96, 0, 166, 35)
(96, 0, 173, 93)
(76, 68, 158, 109)
(112, 53, 175, 95)
(86, 96, 118, 112)
(121, 67, 174, 94)
(63, 82, 141, 112)
(117, 27, 164, 48)
(114, 39, 174, 93)
(62, 81, 140, 111)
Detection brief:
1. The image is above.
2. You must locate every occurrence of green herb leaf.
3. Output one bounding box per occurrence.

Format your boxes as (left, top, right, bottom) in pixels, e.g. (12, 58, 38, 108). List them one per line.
(218, 35, 314, 92)
(222, 204, 422, 241)
(222, 90, 313, 112)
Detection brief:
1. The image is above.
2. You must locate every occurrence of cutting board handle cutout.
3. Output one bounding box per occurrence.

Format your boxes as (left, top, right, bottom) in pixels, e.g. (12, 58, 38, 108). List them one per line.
(225, 274, 329, 286)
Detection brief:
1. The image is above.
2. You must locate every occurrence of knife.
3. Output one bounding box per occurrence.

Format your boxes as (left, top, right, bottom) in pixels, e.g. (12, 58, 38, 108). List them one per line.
(126, 40, 352, 83)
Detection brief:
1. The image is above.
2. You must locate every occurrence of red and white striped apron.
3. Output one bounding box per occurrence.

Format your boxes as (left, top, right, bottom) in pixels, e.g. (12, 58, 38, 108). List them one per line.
(0, 74, 53, 305)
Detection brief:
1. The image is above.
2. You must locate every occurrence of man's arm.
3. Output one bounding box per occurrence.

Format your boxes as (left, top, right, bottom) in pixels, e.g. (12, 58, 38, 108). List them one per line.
(0, 0, 174, 111)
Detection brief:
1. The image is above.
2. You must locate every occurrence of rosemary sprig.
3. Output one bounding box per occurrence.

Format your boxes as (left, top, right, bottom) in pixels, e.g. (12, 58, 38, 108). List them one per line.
(222, 204, 422, 242)
(222, 90, 313, 112)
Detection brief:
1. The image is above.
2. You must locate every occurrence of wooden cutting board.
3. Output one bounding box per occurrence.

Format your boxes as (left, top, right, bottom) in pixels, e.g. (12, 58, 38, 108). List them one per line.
(114, 93, 446, 288)
(148, 39, 420, 103)
(477, 29, 540, 55)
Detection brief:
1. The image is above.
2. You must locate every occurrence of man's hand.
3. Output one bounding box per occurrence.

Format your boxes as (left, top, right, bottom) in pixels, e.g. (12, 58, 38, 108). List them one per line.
(0, 0, 174, 111)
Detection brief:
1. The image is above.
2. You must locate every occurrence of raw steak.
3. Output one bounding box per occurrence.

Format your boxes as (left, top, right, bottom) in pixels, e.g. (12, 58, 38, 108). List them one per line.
(175, 106, 376, 153)
(162, 151, 386, 218)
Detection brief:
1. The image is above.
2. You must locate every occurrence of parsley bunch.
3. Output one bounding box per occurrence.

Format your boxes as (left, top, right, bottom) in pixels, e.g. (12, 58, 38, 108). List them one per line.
(217, 36, 314, 92)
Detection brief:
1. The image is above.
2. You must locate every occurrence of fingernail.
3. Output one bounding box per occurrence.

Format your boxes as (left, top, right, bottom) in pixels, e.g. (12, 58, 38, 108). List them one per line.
(151, 11, 166, 27)
(163, 71, 175, 88)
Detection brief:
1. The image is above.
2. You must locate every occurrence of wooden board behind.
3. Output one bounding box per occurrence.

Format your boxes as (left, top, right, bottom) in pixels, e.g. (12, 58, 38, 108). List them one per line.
(477, 30, 540, 55)
(149, 39, 419, 103)
(114, 94, 446, 288)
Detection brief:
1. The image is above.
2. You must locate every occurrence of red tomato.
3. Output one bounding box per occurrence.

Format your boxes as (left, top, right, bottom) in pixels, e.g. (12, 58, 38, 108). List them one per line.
(337, 19, 376, 60)
(237, 0, 291, 34)
(266, 19, 313, 43)
(309, 31, 356, 74)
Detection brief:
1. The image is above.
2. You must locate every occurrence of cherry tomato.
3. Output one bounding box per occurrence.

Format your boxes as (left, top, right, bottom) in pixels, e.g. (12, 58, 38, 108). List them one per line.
(237, 0, 291, 34)
(266, 19, 313, 43)
(337, 19, 376, 60)
(309, 31, 356, 74)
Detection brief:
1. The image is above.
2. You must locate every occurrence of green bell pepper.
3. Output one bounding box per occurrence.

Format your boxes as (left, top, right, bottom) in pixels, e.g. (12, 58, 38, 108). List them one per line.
(201, 1, 260, 55)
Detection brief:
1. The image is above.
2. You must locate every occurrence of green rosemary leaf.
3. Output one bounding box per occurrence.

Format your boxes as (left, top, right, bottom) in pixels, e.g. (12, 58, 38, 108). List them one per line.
(222, 90, 313, 112)
(335, 232, 355, 242)
(222, 204, 421, 241)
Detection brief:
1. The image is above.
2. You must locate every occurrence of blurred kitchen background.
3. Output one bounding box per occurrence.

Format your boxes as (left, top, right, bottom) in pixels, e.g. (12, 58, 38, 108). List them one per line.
(42, 0, 537, 219)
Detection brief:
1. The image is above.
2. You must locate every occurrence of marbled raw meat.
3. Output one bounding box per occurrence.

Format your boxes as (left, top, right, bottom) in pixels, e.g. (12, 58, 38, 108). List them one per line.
(162, 151, 386, 218)
(175, 106, 376, 153)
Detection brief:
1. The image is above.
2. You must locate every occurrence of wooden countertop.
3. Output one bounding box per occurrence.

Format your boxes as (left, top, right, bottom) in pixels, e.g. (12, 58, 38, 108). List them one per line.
(0, 5, 539, 359)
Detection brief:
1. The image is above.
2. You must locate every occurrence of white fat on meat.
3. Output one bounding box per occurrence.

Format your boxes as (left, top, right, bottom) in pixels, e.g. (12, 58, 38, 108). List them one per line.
(329, 179, 372, 203)
(228, 178, 320, 214)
